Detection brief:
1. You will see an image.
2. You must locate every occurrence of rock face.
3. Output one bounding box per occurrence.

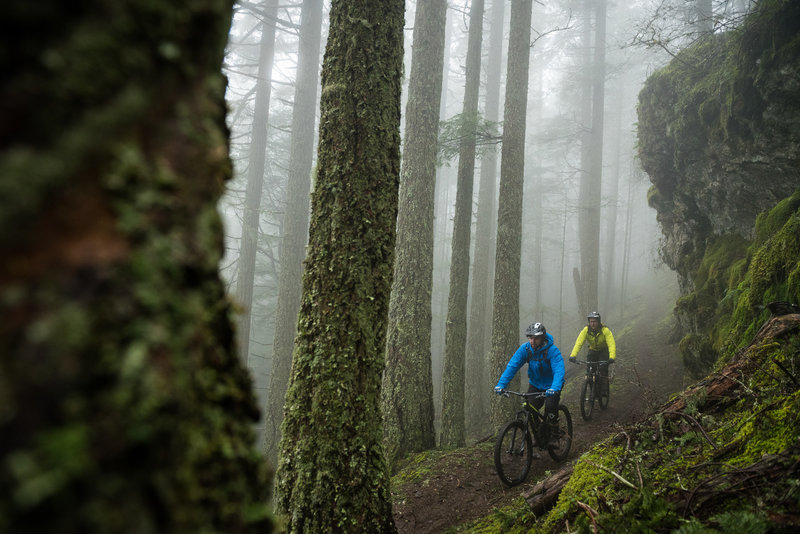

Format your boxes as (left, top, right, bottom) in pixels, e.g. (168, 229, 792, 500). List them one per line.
(638, 0, 800, 294)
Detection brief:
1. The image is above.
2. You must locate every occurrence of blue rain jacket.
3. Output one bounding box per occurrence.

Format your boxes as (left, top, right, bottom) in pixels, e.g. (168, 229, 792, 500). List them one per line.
(495, 333, 565, 391)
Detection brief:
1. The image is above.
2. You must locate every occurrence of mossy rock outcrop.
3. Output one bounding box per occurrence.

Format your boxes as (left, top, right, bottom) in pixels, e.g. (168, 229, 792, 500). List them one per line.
(638, 0, 800, 376)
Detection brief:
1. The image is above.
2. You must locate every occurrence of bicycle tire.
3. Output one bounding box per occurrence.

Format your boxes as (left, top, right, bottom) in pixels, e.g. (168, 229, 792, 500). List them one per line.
(494, 419, 533, 486)
(547, 405, 573, 461)
(580, 378, 594, 420)
(598, 376, 609, 410)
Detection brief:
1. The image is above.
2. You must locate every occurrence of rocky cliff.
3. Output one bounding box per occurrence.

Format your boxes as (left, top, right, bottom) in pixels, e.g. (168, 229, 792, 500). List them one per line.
(637, 0, 800, 374)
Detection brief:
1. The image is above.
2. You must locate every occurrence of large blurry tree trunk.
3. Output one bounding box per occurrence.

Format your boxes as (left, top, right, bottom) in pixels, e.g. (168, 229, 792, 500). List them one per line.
(465, 0, 505, 440)
(274, 0, 404, 531)
(235, 0, 279, 362)
(440, 0, 484, 450)
(381, 0, 446, 468)
(489, 0, 533, 429)
(264, 0, 323, 466)
(0, 1, 273, 533)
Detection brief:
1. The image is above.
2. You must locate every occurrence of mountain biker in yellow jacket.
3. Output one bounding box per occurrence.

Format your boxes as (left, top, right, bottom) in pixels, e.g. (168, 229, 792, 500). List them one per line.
(568, 311, 616, 392)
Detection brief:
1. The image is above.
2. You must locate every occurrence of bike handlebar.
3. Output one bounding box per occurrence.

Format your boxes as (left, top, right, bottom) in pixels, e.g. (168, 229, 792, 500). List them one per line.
(571, 359, 611, 366)
(496, 390, 548, 399)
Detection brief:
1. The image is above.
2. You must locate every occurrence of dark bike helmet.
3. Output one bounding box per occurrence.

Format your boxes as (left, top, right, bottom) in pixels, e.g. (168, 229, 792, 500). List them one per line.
(525, 322, 546, 337)
(587, 311, 601, 321)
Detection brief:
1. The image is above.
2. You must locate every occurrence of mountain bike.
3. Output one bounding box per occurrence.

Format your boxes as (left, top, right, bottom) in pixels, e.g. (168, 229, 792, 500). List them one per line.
(493, 390, 573, 486)
(574, 360, 611, 420)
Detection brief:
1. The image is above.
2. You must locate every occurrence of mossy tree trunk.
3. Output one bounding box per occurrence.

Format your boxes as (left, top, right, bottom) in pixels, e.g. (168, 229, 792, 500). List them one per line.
(465, 0, 504, 440)
(264, 0, 323, 467)
(235, 0, 279, 363)
(381, 0, 446, 468)
(274, 0, 404, 531)
(440, 0, 484, 450)
(489, 0, 533, 429)
(0, 1, 273, 532)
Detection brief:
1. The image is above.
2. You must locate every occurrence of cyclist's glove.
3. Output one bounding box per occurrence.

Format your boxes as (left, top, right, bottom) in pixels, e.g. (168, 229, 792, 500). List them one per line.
(545, 388, 557, 397)
(608, 358, 615, 364)
(494, 386, 505, 395)
(569, 356, 577, 363)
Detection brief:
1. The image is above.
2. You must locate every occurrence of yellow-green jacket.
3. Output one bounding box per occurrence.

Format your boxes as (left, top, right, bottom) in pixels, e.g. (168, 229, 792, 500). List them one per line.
(569, 325, 616, 360)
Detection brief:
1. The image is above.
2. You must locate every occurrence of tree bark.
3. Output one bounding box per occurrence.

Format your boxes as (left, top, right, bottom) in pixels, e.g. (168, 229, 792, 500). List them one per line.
(382, 0, 446, 468)
(274, 0, 404, 531)
(264, 0, 323, 466)
(0, 1, 273, 532)
(441, 0, 485, 450)
(489, 0, 533, 429)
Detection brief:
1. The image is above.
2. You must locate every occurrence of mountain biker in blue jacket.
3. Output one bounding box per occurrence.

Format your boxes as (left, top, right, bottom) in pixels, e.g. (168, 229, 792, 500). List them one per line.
(494, 322, 565, 441)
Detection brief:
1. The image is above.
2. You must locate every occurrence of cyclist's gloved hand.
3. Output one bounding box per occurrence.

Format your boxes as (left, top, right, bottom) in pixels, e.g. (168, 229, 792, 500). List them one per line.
(546, 388, 557, 397)
(608, 358, 615, 364)
(494, 386, 505, 395)
(569, 356, 577, 363)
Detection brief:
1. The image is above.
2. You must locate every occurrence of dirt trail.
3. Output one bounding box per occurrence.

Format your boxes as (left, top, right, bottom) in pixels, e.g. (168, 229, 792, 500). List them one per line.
(392, 305, 685, 534)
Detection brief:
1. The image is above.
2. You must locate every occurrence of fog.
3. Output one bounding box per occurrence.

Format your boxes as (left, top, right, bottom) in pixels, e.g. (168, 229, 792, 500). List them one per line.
(219, 0, 752, 431)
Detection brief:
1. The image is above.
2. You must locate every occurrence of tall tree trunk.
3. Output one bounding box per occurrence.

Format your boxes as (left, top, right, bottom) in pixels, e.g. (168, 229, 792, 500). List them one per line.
(431, 7, 455, 433)
(577, 0, 605, 314)
(489, 0, 533, 429)
(235, 0, 279, 363)
(382, 0, 446, 468)
(264, 0, 323, 466)
(466, 0, 505, 440)
(576, 0, 593, 317)
(603, 80, 625, 313)
(0, 1, 274, 532)
(274, 0, 404, 531)
(440, 0, 485, 450)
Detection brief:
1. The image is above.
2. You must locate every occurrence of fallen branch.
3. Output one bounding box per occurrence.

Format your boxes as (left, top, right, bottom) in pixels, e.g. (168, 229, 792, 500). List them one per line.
(583, 459, 639, 490)
(523, 465, 574, 515)
(663, 410, 718, 449)
(576, 501, 599, 534)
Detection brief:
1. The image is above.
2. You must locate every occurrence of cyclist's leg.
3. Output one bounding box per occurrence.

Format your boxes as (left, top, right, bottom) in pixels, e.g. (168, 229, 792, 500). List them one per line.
(544, 392, 561, 443)
(526, 383, 545, 411)
(592, 348, 610, 394)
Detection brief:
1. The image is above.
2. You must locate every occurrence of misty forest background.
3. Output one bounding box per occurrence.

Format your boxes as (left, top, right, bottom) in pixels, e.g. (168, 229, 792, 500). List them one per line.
(6, 0, 798, 532)
(223, 0, 735, 458)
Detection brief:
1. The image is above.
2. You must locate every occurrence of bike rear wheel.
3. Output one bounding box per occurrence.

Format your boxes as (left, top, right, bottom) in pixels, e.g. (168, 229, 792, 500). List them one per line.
(580, 378, 594, 420)
(494, 419, 533, 486)
(547, 405, 573, 461)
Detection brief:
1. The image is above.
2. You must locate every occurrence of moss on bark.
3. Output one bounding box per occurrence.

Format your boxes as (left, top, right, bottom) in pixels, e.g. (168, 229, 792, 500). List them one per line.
(274, 0, 404, 531)
(0, 1, 273, 533)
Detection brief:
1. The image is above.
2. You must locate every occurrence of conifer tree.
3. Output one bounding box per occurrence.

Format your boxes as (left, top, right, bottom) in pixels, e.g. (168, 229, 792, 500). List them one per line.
(275, 0, 404, 531)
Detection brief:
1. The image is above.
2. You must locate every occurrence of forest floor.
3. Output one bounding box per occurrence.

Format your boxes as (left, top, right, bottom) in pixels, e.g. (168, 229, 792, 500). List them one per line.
(391, 300, 686, 534)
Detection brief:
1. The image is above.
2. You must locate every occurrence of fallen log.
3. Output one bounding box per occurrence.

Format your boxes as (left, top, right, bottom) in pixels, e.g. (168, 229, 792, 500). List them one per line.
(523, 464, 574, 515)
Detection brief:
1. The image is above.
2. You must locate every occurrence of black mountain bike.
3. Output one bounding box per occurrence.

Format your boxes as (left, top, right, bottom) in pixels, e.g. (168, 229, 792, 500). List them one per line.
(493, 390, 573, 486)
(574, 360, 611, 420)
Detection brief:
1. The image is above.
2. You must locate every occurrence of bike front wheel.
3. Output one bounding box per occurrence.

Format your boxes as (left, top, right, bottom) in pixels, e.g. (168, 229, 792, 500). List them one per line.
(494, 419, 533, 486)
(580, 378, 595, 420)
(547, 405, 573, 461)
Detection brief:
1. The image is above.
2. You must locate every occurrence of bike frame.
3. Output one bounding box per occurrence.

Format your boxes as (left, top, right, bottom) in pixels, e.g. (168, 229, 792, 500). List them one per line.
(514, 393, 548, 446)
